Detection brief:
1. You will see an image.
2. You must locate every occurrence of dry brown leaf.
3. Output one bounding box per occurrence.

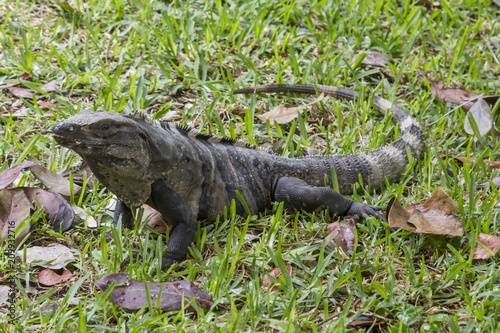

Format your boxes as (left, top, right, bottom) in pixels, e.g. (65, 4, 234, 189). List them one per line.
(453, 156, 500, 169)
(8, 87, 37, 99)
(37, 101, 59, 109)
(422, 71, 480, 111)
(353, 51, 393, 67)
(24, 188, 74, 232)
(142, 204, 172, 233)
(326, 219, 356, 253)
(0, 188, 33, 246)
(95, 273, 213, 312)
(387, 187, 463, 237)
(37, 269, 73, 286)
(257, 94, 325, 124)
(0, 160, 38, 190)
(416, 0, 441, 8)
(464, 99, 493, 137)
(261, 264, 292, 292)
(472, 233, 500, 259)
(39, 80, 68, 93)
(30, 164, 82, 196)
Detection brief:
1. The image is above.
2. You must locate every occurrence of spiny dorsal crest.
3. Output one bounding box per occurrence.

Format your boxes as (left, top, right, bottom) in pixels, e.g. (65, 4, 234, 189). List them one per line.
(130, 110, 269, 152)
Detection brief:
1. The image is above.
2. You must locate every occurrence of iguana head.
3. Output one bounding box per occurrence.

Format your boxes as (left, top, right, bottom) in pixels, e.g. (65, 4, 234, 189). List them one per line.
(53, 110, 158, 206)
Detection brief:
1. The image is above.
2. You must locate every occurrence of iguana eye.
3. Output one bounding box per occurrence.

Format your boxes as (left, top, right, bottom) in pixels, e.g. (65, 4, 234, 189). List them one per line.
(100, 123, 110, 131)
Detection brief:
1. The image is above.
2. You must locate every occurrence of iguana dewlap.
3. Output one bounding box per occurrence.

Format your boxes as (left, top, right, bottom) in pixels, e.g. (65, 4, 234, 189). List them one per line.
(53, 84, 423, 268)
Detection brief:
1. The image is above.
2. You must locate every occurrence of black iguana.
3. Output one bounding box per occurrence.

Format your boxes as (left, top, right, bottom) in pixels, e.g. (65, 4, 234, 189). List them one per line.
(52, 84, 423, 268)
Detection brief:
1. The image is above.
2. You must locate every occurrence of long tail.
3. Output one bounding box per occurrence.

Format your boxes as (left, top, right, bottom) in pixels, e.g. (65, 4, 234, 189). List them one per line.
(233, 84, 424, 192)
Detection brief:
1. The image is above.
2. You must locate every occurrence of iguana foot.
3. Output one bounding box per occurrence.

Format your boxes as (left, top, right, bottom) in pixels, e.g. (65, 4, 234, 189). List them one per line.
(345, 202, 387, 224)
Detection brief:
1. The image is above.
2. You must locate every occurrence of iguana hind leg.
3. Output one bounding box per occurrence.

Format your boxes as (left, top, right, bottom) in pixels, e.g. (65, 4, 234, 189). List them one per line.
(274, 177, 386, 222)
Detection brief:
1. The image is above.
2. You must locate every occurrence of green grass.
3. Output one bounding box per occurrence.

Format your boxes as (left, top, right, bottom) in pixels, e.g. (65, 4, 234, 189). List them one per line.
(1, 0, 500, 331)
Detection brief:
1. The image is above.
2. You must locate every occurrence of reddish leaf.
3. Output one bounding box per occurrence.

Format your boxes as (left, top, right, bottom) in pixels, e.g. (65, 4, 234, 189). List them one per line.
(387, 187, 463, 237)
(416, 0, 441, 8)
(0, 188, 33, 246)
(37, 101, 59, 109)
(143, 205, 172, 233)
(0, 161, 38, 190)
(261, 264, 293, 292)
(37, 269, 73, 286)
(326, 219, 356, 253)
(22, 72, 33, 80)
(95, 273, 213, 312)
(473, 233, 500, 259)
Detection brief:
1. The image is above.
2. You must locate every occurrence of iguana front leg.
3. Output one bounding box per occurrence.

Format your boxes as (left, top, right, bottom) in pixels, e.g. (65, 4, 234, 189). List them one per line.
(274, 177, 386, 222)
(116, 179, 197, 269)
(146, 179, 198, 268)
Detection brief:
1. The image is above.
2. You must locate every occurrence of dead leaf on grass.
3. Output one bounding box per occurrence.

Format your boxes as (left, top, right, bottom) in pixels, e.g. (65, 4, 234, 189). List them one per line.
(387, 187, 463, 237)
(472, 233, 500, 259)
(72, 205, 97, 228)
(464, 99, 493, 137)
(30, 164, 82, 196)
(18, 243, 76, 269)
(39, 80, 68, 94)
(0, 188, 33, 246)
(352, 51, 393, 67)
(479, 176, 500, 187)
(8, 87, 37, 99)
(24, 188, 74, 232)
(95, 273, 213, 312)
(416, 0, 442, 8)
(453, 156, 500, 169)
(257, 94, 325, 124)
(0, 160, 38, 190)
(326, 219, 356, 253)
(261, 264, 293, 292)
(37, 101, 60, 109)
(37, 269, 74, 286)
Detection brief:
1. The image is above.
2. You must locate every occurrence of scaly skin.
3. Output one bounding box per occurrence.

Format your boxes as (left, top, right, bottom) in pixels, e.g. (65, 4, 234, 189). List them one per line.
(53, 84, 423, 268)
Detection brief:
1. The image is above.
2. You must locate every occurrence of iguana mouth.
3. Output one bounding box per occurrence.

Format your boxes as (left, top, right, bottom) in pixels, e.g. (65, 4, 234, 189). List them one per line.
(53, 134, 108, 148)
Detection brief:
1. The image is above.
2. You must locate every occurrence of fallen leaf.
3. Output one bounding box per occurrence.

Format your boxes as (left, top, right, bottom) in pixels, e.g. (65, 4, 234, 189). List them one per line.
(326, 219, 356, 253)
(37, 101, 59, 109)
(30, 164, 82, 196)
(453, 157, 500, 169)
(142, 205, 172, 233)
(39, 80, 68, 94)
(37, 269, 73, 286)
(353, 51, 393, 67)
(0, 285, 9, 304)
(161, 110, 182, 122)
(473, 233, 500, 259)
(422, 71, 480, 111)
(0, 160, 38, 190)
(18, 243, 75, 269)
(24, 188, 74, 232)
(387, 187, 463, 237)
(464, 99, 493, 137)
(95, 273, 213, 312)
(22, 72, 33, 81)
(72, 205, 97, 228)
(416, 0, 442, 8)
(0, 189, 33, 246)
(479, 176, 500, 187)
(59, 162, 96, 190)
(8, 87, 37, 99)
(261, 264, 292, 292)
(257, 94, 325, 124)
